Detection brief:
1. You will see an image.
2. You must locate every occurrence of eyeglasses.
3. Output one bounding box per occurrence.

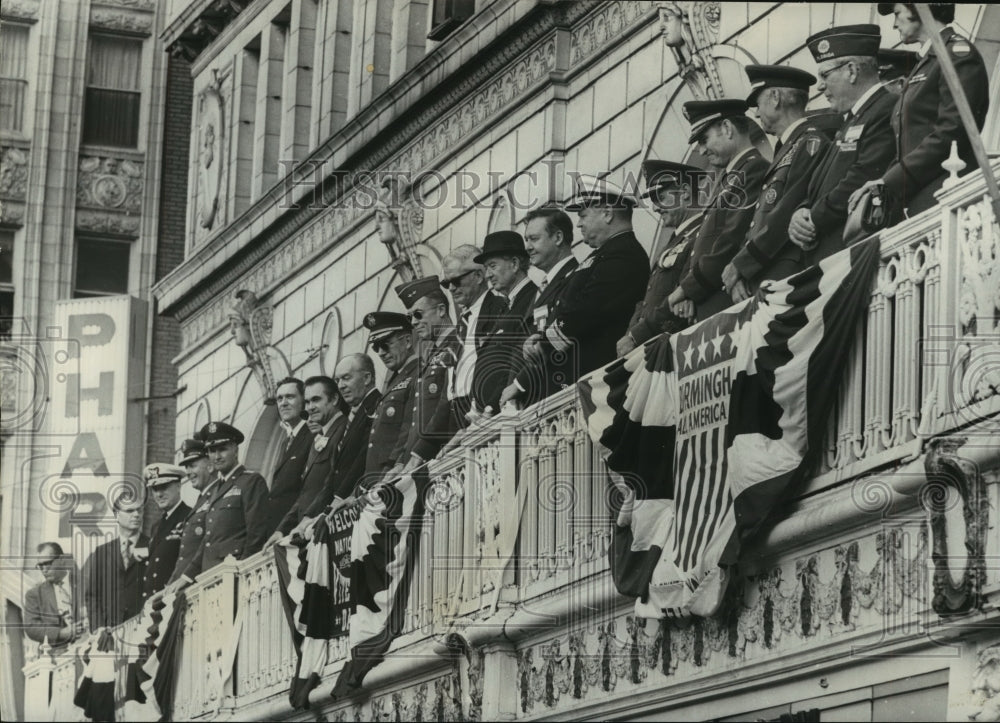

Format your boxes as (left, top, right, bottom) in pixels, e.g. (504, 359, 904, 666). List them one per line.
(371, 339, 389, 354)
(408, 309, 425, 322)
(818, 60, 850, 82)
(440, 270, 475, 289)
(36, 559, 58, 570)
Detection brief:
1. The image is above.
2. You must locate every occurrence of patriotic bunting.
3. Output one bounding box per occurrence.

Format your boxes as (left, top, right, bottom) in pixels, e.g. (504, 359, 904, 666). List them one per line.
(331, 469, 431, 700)
(579, 238, 880, 618)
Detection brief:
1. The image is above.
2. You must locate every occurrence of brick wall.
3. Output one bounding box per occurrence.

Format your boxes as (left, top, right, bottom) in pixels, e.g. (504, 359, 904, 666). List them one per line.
(145, 55, 192, 466)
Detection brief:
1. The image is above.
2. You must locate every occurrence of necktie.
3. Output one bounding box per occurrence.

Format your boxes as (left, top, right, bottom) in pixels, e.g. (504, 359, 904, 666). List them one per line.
(458, 309, 472, 341)
(774, 139, 783, 154)
(539, 277, 549, 293)
(121, 538, 132, 568)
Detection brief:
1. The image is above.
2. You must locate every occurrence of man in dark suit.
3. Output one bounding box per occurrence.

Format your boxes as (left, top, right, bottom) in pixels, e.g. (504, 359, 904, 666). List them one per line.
(723, 65, 833, 301)
(194, 421, 270, 573)
(474, 231, 539, 413)
(268, 376, 349, 540)
(141, 463, 191, 599)
(24, 542, 82, 645)
(440, 245, 509, 425)
(500, 206, 579, 407)
(860, 3, 989, 217)
(789, 24, 896, 264)
(618, 161, 702, 357)
(668, 99, 769, 322)
(301, 354, 382, 517)
(544, 176, 650, 377)
(168, 438, 214, 586)
(260, 377, 314, 538)
(82, 490, 149, 630)
(396, 277, 463, 466)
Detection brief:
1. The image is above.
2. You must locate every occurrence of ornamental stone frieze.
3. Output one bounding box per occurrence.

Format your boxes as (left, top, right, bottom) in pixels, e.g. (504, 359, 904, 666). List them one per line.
(571, 2, 648, 66)
(515, 526, 928, 715)
(75, 154, 145, 237)
(195, 71, 229, 236)
(0, 0, 39, 22)
(326, 667, 468, 722)
(89, 8, 153, 35)
(0, 146, 29, 202)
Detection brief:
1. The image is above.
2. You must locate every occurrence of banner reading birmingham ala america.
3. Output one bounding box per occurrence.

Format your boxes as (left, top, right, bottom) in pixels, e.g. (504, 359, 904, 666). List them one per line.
(579, 238, 879, 618)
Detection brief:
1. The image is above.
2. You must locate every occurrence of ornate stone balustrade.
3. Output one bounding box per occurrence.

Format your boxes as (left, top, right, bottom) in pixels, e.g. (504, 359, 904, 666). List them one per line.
(27, 164, 1000, 719)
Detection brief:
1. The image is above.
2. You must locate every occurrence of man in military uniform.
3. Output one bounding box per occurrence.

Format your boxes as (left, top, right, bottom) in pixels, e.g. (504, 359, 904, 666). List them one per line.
(499, 206, 579, 408)
(669, 99, 769, 321)
(857, 4, 989, 217)
(168, 438, 213, 586)
(193, 422, 269, 574)
(789, 24, 896, 263)
(141, 463, 191, 599)
(618, 160, 701, 357)
(545, 176, 650, 377)
(722, 65, 832, 301)
(260, 377, 314, 538)
(359, 312, 419, 490)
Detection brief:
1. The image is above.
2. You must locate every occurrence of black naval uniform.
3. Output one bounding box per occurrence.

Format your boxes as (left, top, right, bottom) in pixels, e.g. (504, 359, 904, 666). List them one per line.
(627, 213, 701, 344)
(882, 26, 989, 216)
(732, 117, 832, 290)
(142, 501, 191, 598)
(409, 327, 463, 463)
(546, 231, 649, 378)
(678, 148, 769, 320)
(801, 84, 896, 264)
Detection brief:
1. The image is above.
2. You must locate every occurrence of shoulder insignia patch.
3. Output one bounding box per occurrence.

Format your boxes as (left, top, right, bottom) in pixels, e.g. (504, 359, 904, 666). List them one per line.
(805, 136, 822, 157)
(765, 187, 778, 204)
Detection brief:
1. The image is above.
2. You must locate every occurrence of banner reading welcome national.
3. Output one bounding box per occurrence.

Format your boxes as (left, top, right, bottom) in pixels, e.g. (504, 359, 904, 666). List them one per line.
(579, 238, 879, 618)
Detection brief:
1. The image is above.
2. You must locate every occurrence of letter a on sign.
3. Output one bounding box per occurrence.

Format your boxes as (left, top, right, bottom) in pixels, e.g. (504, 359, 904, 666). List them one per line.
(61, 432, 110, 476)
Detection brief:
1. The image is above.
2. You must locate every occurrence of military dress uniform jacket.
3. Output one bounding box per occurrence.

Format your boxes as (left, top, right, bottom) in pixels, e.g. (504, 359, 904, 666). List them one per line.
(82, 533, 149, 630)
(513, 257, 578, 403)
(168, 493, 210, 585)
(363, 356, 419, 482)
(142, 502, 191, 598)
(260, 423, 313, 538)
(196, 465, 269, 574)
(802, 85, 896, 263)
(679, 148, 769, 320)
(276, 414, 348, 535)
(628, 213, 702, 344)
(410, 327, 463, 462)
(732, 120, 832, 289)
(882, 27, 989, 214)
(546, 232, 649, 378)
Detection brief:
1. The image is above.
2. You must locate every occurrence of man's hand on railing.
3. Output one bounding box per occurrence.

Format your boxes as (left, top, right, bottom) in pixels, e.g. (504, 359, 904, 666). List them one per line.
(729, 278, 751, 303)
(499, 382, 524, 410)
(668, 287, 695, 323)
(848, 179, 883, 214)
(788, 207, 817, 249)
(522, 333, 543, 361)
(616, 333, 637, 358)
(263, 531, 284, 550)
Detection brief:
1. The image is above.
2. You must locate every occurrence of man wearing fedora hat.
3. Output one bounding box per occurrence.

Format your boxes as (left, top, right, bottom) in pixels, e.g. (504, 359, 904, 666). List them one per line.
(188, 421, 269, 575)
(141, 463, 191, 599)
(473, 231, 539, 413)
(618, 160, 702, 357)
(722, 64, 834, 301)
(788, 24, 896, 263)
(544, 175, 649, 377)
(669, 99, 769, 321)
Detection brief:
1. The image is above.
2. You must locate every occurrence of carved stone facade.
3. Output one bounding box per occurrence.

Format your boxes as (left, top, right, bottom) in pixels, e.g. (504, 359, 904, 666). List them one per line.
(657, 1, 723, 99)
(0, 145, 29, 227)
(75, 154, 145, 236)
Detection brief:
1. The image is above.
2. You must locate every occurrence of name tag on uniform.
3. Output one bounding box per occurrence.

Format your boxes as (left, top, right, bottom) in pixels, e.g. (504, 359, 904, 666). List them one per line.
(843, 124, 865, 143)
(837, 140, 857, 152)
(534, 304, 549, 331)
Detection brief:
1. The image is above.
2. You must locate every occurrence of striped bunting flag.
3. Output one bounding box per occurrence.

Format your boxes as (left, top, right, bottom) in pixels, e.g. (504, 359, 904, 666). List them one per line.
(74, 629, 116, 721)
(120, 587, 185, 721)
(331, 468, 431, 700)
(579, 238, 879, 618)
(274, 508, 355, 710)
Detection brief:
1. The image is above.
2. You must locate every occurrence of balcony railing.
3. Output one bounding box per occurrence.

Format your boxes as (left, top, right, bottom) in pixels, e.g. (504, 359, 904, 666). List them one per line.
(24, 162, 1000, 720)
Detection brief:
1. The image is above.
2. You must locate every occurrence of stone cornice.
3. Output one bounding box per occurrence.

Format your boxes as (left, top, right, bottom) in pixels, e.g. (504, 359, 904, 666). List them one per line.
(153, 1, 654, 348)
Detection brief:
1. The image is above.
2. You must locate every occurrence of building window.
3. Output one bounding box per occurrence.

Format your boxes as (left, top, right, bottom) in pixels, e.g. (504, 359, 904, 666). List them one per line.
(427, 0, 474, 41)
(82, 35, 142, 147)
(73, 238, 130, 298)
(0, 230, 13, 339)
(0, 23, 30, 133)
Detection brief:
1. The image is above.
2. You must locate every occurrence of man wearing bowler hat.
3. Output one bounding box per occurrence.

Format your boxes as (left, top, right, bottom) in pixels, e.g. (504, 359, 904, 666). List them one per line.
(474, 231, 538, 412)
(788, 24, 896, 263)
(545, 176, 649, 377)
(722, 64, 833, 301)
(141, 463, 191, 599)
(395, 276, 464, 467)
(193, 421, 269, 574)
(669, 99, 769, 321)
(618, 160, 702, 357)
